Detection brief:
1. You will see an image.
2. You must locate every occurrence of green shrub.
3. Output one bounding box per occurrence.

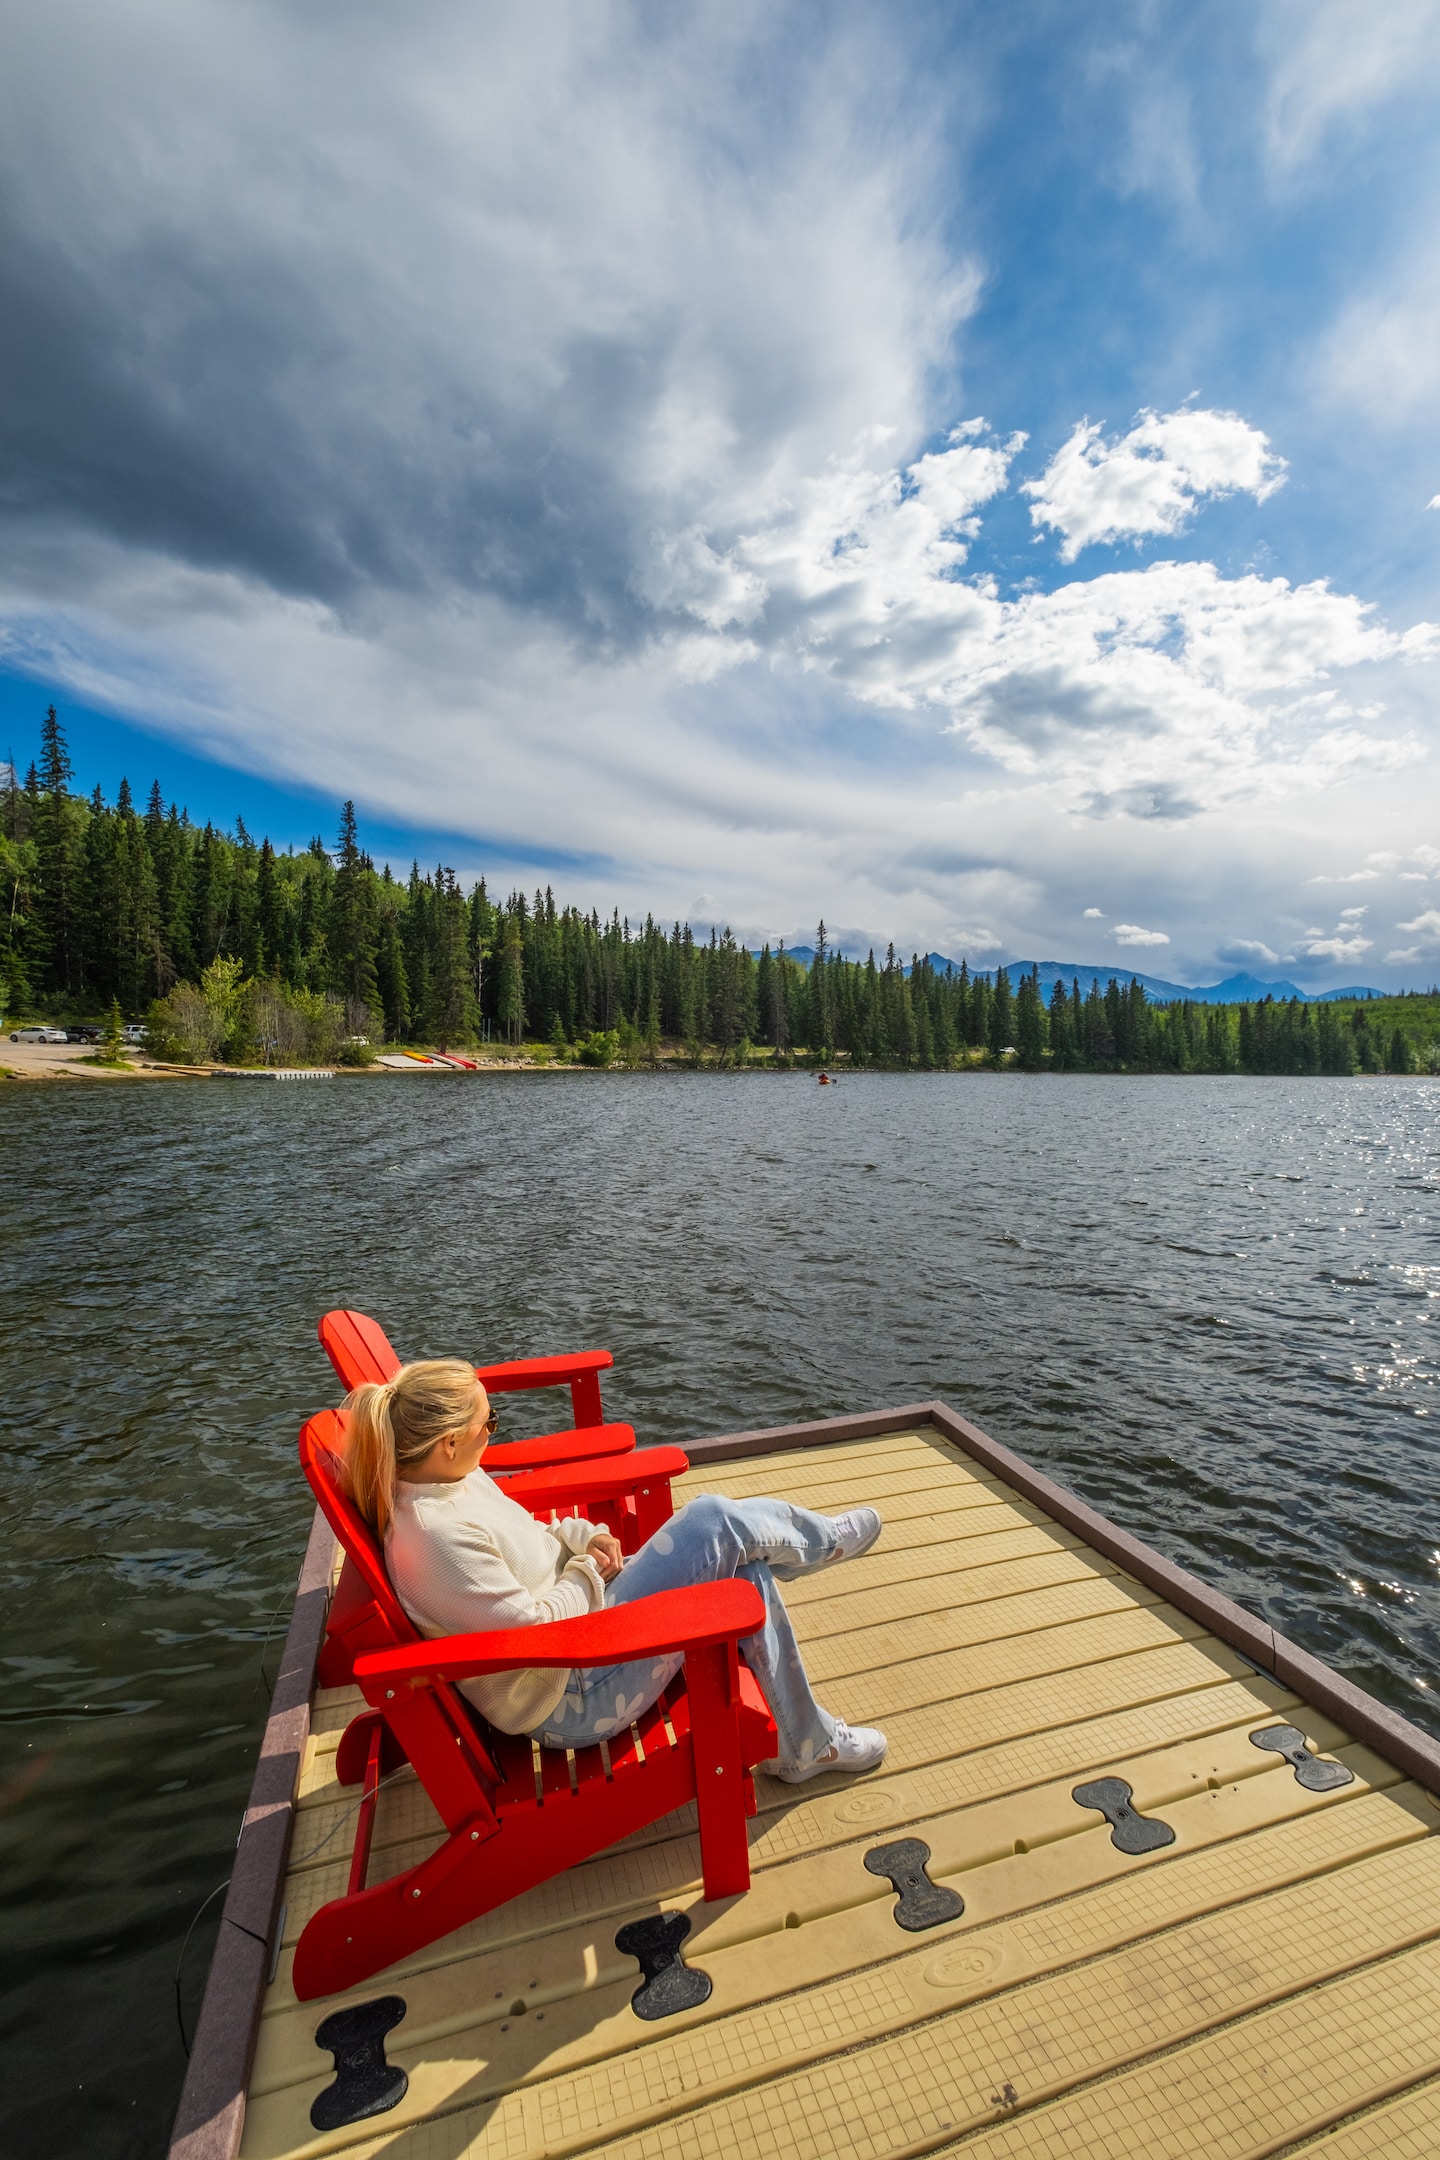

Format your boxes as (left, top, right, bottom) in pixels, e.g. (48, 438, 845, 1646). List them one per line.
(575, 1028, 619, 1067)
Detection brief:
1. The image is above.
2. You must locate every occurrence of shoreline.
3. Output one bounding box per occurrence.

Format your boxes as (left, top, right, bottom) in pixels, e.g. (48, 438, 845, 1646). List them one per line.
(4, 1036, 1436, 1086)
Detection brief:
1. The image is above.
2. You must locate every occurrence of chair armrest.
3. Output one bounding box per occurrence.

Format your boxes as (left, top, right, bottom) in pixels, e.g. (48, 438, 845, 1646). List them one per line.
(497, 1446, 688, 1511)
(477, 1348, 613, 1395)
(354, 1580, 764, 1688)
(486, 1423, 636, 1474)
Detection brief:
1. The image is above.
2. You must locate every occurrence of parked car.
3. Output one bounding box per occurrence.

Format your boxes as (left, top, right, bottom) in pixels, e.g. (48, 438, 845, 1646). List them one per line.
(66, 1025, 101, 1044)
(122, 1024, 147, 1043)
(9, 1027, 68, 1043)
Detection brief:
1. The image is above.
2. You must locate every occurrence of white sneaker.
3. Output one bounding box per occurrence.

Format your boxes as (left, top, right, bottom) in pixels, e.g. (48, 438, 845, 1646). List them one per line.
(771, 1721, 889, 1785)
(828, 1507, 882, 1563)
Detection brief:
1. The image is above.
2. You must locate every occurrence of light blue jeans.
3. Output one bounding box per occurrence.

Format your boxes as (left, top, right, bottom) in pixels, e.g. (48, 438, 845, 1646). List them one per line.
(527, 1492, 846, 1772)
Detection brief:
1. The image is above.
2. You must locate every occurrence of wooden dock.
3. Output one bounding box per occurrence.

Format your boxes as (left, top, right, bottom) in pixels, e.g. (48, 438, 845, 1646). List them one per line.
(172, 1404, 1440, 2160)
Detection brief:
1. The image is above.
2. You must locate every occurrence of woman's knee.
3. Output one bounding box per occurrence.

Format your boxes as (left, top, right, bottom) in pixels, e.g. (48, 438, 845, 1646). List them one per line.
(672, 1490, 751, 1559)
(674, 1492, 733, 1537)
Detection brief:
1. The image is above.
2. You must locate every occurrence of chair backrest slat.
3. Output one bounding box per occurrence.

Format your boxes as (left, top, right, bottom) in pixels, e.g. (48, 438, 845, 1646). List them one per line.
(319, 1309, 403, 1391)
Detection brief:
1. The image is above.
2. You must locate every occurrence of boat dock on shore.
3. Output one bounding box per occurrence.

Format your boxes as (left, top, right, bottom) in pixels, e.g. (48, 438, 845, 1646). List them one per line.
(171, 1402, 1440, 2160)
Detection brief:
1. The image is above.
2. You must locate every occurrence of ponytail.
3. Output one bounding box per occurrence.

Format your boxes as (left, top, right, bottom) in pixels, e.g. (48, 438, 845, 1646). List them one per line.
(341, 1358, 483, 1536)
(343, 1381, 400, 1537)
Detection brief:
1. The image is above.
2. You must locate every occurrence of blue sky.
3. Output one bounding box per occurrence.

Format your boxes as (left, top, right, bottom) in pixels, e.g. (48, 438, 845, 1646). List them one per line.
(1, 0, 1437, 985)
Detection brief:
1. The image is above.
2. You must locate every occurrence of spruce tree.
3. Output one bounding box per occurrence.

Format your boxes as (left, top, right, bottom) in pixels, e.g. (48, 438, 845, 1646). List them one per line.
(496, 910, 525, 1045)
(988, 965, 1013, 1062)
(770, 939, 791, 1057)
(1015, 968, 1045, 1069)
(34, 706, 79, 995)
(1048, 979, 1071, 1069)
(329, 800, 380, 1023)
(3, 753, 21, 843)
(809, 920, 833, 1054)
(426, 868, 479, 1048)
(376, 909, 410, 1041)
(931, 977, 957, 1067)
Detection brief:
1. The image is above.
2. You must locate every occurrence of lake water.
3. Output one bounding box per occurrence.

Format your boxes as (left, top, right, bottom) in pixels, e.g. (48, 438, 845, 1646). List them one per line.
(3, 1071, 1438, 2157)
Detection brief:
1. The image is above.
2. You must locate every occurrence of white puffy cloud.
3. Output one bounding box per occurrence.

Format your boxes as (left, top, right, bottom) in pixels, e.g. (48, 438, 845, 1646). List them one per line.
(655, 423, 1018, 641)
(1315, 846, 1440, 887)
(1303, 934, 1374, 962)
(1083, 906, 1104, 917)
(1020, 407, 1286, 563)
(660, 434, 1431, 820)
(1218, 939, 1280, 965)
(1394, 907, 1440, 955)
(1113, 923, 1169, 946)
(1294, 894, 1382, 964)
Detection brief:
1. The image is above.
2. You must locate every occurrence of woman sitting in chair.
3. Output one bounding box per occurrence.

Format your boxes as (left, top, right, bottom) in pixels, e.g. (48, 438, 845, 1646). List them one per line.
(343, 1359, 887, 1785)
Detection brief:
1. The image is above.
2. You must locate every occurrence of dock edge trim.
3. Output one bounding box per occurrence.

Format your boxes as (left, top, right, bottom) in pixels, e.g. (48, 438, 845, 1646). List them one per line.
(168, 1507, 337, 2160)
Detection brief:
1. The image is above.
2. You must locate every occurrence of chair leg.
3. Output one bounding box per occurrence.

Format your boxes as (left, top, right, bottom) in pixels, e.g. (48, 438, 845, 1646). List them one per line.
(684, 1642, 751, 1902)
(347, 1722, 385, 1895)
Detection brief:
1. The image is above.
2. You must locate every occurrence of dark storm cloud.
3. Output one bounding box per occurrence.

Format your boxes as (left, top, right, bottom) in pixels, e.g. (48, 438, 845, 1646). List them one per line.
(0, 1, 952, 645)
(0, 188, 679, 637)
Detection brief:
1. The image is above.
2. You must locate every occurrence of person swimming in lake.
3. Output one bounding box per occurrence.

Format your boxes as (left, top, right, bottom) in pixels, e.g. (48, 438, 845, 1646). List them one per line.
(342, 1359, 888, 1783)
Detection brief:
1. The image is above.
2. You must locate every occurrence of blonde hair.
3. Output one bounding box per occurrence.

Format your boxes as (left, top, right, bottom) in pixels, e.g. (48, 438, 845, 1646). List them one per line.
(342, 1358, 483, 1536)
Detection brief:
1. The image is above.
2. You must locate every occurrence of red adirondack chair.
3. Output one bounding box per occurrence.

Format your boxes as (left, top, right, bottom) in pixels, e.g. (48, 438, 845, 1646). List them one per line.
(295, 1408, 777, 2001)
(315, 1311, 685, 1685)
(318, 1307, 638, 1472)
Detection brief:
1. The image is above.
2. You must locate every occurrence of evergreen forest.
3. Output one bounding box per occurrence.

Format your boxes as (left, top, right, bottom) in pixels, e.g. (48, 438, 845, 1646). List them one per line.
(4, 709, 1436, 1075)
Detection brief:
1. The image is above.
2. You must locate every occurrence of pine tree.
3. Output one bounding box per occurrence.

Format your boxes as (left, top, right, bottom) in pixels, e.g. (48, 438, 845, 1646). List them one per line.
(809, 920, 833, 1054)
(770, 940, 791, 1058)
(1048, 978, 1071, 1069)
(496, 909, 525, 1045)
(33, 706, 80, 995)
(931, 976, 957, 1068)
(988, 966, 1013, 1062)
(376, 908, 410, 1041)
(99, 995, 126, 1065)
(1015, 967, 1045, 1069)
(425, 868, 479, 1048)
(329, 800, 380, 1023)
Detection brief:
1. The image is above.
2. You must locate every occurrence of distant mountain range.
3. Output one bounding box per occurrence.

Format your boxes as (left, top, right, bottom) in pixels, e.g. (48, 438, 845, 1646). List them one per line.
(764, 946, 1382, 1005)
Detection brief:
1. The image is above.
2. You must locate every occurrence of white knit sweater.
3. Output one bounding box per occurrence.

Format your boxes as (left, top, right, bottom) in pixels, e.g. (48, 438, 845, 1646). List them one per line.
(385, 1469, 608, 1733)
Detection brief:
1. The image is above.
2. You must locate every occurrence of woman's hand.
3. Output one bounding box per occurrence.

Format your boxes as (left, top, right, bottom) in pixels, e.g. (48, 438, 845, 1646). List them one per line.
(587, 1531, 625, 1582)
